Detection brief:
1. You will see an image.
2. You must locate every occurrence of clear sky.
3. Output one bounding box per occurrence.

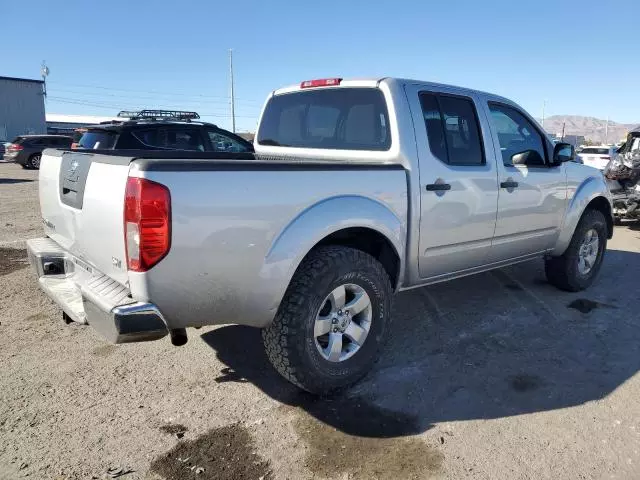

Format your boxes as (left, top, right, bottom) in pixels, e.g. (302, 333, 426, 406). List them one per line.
(4, 0, 638, 132)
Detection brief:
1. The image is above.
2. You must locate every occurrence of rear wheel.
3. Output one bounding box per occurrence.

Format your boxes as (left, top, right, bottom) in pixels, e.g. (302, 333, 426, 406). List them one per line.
(545, 209, 607, 292)
(27, 153, 41, 169)
(262, 246, 392, 393)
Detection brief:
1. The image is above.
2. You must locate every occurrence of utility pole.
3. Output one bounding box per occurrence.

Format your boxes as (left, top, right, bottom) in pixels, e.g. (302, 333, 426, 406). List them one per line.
(541, 100, 547, 131)
(561, 121, 565, 141)
(604, 116, 609, 145)
(41, 60, 49, 99)
(229, 49, 236, 133)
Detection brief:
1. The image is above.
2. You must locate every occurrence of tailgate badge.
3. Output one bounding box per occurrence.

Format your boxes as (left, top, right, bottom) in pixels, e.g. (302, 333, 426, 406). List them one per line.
(69, 159, 79, 175)
(112, 257, 123, 269)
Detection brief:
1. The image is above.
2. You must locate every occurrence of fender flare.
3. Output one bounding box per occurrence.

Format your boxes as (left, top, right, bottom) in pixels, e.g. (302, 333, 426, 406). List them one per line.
(258, 195, 406, 312)
(552, 175, 613, 256)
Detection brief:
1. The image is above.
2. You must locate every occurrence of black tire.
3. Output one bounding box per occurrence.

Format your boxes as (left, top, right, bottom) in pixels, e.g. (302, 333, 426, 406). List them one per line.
(545, 209, 607, 292)
(27, 153, 41, 169)
(262, 246, 393, 394)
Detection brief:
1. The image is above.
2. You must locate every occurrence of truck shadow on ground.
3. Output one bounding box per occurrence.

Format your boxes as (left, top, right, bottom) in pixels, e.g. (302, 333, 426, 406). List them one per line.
(0, 178, 34, 184)
(200, 248, 640, 439)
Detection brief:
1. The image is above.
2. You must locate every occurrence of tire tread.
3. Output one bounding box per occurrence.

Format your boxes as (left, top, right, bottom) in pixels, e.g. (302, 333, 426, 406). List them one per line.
(262, 246, 391, 393)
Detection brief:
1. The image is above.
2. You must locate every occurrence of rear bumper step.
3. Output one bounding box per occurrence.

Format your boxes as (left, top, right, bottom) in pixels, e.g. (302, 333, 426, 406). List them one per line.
(27, 237, 168, 343)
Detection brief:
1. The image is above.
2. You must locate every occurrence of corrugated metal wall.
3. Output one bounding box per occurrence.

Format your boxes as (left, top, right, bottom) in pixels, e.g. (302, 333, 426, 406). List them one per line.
(0, 78, 46, 141)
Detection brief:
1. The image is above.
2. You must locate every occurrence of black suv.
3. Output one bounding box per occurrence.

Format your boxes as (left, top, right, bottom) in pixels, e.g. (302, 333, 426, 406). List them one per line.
(76, 110, 253, 153)
(5, 135, 73, 169)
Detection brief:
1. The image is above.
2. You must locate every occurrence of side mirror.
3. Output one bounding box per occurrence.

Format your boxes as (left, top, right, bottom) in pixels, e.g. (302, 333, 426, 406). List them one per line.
(552, 142, 575, 166)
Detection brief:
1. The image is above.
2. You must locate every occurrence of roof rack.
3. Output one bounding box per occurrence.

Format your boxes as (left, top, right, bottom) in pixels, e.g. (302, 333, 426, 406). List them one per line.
(117, 110, 201, 121)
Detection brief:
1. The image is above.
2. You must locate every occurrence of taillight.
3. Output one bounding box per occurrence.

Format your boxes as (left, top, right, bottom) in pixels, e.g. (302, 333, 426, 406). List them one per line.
(7, 143, 23, 151)
(124, 177, 171, 272)
(300, 78, 342, 88)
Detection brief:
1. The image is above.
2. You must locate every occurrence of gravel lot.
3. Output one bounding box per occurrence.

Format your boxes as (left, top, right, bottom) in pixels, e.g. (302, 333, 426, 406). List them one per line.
(1, 162, 640, 480)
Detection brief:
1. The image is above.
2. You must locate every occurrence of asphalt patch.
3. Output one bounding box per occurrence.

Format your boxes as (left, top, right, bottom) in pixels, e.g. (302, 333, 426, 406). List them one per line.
(0, 247, 28, 276)
(567, 298, 613, 314)
(92, 344, 117, 358)
(150, 424, 272, 480)
(293, 395, 443, 479)
(510, 374, 542, 392)
(159, 423, 188, 438)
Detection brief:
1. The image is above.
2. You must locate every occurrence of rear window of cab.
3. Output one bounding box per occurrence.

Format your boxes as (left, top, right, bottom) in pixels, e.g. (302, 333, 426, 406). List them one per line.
(257, 88, 391, 151)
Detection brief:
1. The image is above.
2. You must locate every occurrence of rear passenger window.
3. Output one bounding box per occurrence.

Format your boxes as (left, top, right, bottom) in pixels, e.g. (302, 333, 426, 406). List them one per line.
(133, 128, 205, 151)
(78, 131, 117, 150)
(419, 93, 484, 166)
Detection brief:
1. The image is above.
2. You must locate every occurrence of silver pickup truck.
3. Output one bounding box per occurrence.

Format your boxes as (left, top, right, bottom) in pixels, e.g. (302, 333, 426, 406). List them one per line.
(28, 77, 613, 393)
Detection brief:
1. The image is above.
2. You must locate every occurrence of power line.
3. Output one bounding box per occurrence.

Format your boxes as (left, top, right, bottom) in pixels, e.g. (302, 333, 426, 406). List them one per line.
(47, 80, 263, 104)
(49, 87, 261, 108)
(47, 96, 257, 118)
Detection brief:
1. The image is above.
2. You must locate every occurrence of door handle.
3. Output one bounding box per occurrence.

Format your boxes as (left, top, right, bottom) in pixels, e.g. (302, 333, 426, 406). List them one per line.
(426, 183, 451, 191)
(500, 181, 519, 189)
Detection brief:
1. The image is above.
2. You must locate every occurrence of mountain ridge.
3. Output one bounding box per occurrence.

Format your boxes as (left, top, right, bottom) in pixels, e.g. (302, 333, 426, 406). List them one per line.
(536, 115, 639, 144)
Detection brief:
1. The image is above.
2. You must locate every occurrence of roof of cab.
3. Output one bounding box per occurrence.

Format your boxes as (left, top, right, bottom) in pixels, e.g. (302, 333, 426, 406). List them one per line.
(272, 77, 513, 103)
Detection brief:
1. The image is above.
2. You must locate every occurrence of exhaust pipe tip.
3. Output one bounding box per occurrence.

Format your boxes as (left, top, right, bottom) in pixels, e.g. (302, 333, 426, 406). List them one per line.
(169, 328, 188, 346)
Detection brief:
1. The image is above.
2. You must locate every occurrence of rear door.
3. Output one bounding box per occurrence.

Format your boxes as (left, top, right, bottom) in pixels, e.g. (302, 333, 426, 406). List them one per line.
(405, 84, 500, 280)
(482, 100, 567, 262)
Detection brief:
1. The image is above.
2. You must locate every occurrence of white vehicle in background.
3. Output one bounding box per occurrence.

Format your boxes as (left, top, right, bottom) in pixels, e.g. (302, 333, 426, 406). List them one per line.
(578, 145, 617, 170)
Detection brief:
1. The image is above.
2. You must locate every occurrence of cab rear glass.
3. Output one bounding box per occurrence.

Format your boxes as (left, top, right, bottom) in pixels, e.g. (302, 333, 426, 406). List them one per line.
(257, 88, 391, 151)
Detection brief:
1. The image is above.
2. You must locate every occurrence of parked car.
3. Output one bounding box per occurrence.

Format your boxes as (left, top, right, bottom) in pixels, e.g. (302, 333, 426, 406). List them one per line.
(578, 145, 617, 170)
(76, 110, 253, 153)
(4, 135, 73, 169)
(27, 78, 612, 393)
(0, 141, 6, 160)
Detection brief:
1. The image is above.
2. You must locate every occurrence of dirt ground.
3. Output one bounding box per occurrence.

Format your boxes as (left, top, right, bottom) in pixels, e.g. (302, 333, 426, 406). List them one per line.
(1, 162, 640, 480)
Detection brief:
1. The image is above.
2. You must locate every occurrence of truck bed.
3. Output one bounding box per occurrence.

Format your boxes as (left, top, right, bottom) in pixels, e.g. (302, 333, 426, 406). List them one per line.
(36, 149, 408, 332)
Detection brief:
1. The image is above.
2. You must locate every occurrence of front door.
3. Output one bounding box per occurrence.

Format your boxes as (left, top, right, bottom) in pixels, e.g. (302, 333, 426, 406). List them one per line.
(405, 84, 500, 280)
(482, 101, 567, 261)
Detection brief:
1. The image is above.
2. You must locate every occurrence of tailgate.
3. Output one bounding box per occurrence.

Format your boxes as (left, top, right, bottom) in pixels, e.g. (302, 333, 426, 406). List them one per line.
(39, 150, 133, 285)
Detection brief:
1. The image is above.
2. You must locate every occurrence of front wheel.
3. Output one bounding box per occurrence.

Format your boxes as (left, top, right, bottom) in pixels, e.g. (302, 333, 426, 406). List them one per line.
(545, 209, 607, 292)
(262, 246, 392, 394)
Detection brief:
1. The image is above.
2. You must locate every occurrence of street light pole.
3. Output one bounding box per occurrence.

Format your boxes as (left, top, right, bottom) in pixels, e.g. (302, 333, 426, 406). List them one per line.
(229, 49, 236, 133)
(541, 99, 547, 131)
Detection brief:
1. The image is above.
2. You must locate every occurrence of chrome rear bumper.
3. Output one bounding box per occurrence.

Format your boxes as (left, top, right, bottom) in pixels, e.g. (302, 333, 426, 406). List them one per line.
(27, 237, 168, 343)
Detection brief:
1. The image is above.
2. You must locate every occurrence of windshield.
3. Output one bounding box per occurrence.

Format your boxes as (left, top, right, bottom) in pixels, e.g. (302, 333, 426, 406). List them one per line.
(257, 88, 390, 151)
